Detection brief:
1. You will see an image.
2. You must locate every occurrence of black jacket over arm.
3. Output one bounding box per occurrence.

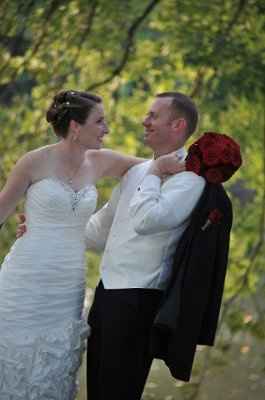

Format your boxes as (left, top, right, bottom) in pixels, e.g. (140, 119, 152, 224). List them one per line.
(150, 183, 233, 381)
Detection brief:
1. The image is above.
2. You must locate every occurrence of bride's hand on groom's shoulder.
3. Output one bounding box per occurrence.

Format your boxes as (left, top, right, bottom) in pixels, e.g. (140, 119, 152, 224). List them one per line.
(16, 213, 27, 238)
(149, 152, 186, 178)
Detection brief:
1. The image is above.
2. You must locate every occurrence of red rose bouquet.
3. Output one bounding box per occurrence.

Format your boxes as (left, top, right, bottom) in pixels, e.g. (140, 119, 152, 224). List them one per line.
(186, 132, 242, 184)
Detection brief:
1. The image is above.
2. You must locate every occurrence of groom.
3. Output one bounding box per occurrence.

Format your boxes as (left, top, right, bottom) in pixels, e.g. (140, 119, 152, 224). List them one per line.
(85, 92, 205, 399)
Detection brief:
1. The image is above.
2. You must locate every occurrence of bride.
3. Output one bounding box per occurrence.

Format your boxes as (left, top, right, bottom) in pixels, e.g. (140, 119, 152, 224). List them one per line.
(0, 90, 183, 399)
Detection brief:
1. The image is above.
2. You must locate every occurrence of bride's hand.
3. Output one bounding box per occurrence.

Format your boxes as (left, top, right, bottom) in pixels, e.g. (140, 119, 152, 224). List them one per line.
(149, 152, 186, 177)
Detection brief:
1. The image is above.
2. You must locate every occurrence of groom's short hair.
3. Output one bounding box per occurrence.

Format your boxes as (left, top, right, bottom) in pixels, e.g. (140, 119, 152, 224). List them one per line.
(156, 92, 198, 137)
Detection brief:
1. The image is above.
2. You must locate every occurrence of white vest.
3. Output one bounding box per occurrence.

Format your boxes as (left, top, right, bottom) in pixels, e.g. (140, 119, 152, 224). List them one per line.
(85, 148, 205, 289)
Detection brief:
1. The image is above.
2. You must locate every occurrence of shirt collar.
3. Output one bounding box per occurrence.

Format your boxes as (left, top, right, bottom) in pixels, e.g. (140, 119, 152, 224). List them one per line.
(176, 147, 187, 161)
(153, 147, 187, 161)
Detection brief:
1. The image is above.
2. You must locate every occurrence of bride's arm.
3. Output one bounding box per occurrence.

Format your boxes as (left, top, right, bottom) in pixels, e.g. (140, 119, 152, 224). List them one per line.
(0, 153, 33, 225)
(90, 149, 186, 180)
(91, 149, 146, 179)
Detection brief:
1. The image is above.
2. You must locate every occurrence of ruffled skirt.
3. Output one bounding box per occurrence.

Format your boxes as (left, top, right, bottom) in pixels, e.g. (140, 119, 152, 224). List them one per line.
(0, 319, 90, 400)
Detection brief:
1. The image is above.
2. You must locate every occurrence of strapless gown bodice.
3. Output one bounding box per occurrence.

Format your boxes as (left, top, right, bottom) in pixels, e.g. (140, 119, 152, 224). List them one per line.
(15, 176, 97, 251)
(0, 177, 98, 400)
(25, 176, 97, 227)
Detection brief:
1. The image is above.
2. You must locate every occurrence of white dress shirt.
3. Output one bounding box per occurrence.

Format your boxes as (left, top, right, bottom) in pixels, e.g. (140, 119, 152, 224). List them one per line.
(85, 148, 205, 289)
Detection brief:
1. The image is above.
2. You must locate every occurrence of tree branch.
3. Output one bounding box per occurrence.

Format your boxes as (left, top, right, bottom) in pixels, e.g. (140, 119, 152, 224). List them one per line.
(1, 0, 65, 83)
(86, 0, 161, 91)
(212, 0, 248, 57)
(39, 0, 98, 95)
(29, 0, 65, 59)
(0, 0, 36, 77)
(75, 0, 98, 57)
(190, 68, 206, 99)
(190, 0, 248, 98)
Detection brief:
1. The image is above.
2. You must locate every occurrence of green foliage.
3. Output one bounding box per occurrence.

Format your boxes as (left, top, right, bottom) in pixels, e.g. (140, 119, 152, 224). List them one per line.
(0, 0, 265, 396)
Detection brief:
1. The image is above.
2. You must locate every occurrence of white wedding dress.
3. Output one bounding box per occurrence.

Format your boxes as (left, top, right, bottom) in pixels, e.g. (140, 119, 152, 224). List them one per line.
(0, 177, 97, 400)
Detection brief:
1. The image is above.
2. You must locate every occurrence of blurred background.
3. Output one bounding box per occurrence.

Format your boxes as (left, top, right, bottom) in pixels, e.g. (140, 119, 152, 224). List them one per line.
(0, 1, 264, 399)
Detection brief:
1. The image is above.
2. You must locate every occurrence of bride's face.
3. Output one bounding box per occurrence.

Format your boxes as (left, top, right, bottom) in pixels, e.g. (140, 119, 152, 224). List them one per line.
(76, 103, 109, 150)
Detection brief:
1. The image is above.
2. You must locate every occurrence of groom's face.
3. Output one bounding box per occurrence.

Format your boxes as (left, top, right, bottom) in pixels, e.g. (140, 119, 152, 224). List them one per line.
(143, 97, 177, 153)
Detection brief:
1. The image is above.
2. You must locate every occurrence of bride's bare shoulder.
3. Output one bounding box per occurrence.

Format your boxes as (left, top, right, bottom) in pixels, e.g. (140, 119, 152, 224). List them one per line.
(17, 145, 57, 181)
(29, 144, 57, 157)
(23, 144, 57, 163)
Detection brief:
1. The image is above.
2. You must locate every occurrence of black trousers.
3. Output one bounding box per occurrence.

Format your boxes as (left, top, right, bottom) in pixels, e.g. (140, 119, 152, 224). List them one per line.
(86, 281, 162, 400)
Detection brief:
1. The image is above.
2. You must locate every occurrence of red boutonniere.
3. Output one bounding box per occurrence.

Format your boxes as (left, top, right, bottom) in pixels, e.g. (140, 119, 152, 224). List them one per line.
(186, 132, 242, 184)
(201, 208, 223, 231)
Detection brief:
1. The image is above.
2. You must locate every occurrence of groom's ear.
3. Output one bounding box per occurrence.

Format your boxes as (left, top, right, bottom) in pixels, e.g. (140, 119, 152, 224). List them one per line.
(171, 117, 186, 131)
(171, 118, 188, 144)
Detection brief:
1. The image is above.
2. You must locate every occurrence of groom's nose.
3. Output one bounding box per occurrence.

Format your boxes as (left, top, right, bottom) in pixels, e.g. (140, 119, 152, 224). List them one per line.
(103, 123, 109, 135)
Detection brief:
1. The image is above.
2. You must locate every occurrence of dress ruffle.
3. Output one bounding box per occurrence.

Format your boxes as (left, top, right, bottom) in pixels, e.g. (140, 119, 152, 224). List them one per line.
(0, 319, 90, 400)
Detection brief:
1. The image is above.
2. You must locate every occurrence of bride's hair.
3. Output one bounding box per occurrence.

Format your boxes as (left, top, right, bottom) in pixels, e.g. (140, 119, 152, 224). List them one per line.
(46, 90, 102, 138)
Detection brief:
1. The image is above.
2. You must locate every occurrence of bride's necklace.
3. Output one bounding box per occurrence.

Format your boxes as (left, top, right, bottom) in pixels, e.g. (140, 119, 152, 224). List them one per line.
(65, 159, 84, 185)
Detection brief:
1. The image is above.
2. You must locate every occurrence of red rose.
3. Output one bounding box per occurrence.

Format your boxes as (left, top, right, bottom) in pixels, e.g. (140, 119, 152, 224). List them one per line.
(231, 147, 242, 167)
(188, 132, 242, 184)
(221, 134, 240, 149)
(209, 208, 223, 223)
(220, 144, 233, 164)
(197, 135, 216, 152)
(202, 146, 221, 166)
(186, 154, 201, 175)
(205, 168, 224, 184)
(188, 143, 201, 157)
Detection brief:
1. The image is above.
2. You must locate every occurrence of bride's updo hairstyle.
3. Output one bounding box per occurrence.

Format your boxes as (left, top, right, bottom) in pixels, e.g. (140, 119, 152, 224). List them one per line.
(46, 90, 102, 138)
